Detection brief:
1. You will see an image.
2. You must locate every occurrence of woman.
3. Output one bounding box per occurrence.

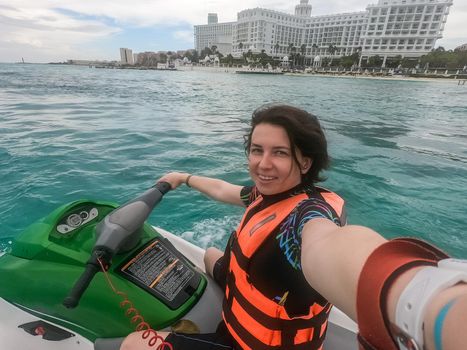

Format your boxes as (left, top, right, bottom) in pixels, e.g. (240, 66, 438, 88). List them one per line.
(122, 104, 346, 349)
(121, 104, 467, 350)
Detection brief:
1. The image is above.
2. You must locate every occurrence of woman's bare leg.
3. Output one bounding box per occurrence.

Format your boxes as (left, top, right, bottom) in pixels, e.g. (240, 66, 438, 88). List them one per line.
(204, 247, 223, 278)
(120, 330, 170, 350)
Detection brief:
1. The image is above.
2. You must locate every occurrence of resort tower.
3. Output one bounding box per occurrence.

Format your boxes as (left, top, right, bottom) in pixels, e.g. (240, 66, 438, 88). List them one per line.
(194, 0, 453, 64)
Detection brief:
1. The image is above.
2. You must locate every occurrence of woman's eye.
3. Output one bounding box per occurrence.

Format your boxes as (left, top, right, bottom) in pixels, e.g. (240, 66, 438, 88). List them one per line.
(275, 150, 289, 156)
(250, 148, 262, 154)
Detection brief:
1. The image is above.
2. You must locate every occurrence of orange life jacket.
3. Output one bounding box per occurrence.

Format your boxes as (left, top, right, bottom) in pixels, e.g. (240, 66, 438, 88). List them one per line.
(222, 189, 345, 350)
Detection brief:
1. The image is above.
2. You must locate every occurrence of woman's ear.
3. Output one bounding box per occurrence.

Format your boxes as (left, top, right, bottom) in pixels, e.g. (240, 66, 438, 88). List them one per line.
(301, 157, 312, 174)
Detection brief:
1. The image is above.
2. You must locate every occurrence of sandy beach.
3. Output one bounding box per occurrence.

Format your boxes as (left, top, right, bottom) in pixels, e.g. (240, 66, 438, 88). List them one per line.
(175, 65, 465, 84)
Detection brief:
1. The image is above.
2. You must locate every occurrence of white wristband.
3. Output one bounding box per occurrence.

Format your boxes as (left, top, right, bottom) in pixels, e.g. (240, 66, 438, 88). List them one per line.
(395, 258, 467, 350)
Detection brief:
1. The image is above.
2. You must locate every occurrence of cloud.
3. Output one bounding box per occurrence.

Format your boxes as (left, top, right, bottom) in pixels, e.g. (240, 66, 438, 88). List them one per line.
(0, 0, 272, 29)
(0, 6, 117, 33)
(436, 1, 467, 49)
(173, 30, 194, 43)
(442, 3, 467, 38)
(0, 4, 120, 61)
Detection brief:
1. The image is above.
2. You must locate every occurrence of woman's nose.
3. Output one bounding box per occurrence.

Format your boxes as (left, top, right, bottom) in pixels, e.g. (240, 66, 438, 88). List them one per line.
(258, 153, 273, 168)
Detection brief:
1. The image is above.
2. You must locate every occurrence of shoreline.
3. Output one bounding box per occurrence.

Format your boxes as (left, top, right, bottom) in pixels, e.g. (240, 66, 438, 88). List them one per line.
(175, 65, 465, 83)
(4, 62, 463, 84)
(284, 72, 458, 83)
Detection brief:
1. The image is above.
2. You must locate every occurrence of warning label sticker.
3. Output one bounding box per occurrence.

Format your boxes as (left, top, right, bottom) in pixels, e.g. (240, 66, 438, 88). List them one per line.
(120, 241, 194, 302)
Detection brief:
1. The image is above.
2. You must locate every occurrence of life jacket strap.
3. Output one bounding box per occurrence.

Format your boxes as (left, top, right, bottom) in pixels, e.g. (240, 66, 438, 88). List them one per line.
(223, 308, 328, 350)
(225, 272, 330, 329)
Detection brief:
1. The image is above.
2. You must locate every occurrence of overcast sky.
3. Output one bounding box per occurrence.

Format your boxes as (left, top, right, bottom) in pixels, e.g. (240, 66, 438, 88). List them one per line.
(0, 0, 465, 63)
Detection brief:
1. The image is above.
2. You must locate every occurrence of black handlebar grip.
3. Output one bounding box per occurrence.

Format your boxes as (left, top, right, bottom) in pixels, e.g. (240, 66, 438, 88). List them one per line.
(155, 181, 171, 195)
(63, 263, 100, 309)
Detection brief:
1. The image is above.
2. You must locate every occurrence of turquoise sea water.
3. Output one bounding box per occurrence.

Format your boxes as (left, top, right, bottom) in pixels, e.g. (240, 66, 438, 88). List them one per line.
(0, 63, 466, 257)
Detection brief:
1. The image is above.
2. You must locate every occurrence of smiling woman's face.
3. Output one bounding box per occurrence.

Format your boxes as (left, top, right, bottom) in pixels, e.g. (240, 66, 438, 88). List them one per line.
(248, 123, 310, 195)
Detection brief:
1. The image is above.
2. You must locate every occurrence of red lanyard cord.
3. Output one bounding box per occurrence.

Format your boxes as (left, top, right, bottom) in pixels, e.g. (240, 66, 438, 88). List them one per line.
(97, 257, 174, 350)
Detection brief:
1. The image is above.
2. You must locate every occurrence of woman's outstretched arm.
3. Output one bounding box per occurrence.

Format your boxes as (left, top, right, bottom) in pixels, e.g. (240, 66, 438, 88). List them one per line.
(300, 219, 385, 319)
(301, 218, 467, 350)
(158, 172, 244, 206)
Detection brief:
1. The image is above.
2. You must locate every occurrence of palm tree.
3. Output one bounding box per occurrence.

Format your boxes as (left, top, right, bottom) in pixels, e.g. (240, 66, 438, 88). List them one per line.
(355, 46, 362, 68)
(225, 54, 234, 66)
(328, 44, 338, 66)
(238, 42, 243, 52)
(201, 46, 213, 58)
(246, 49, 253, 60)
(243, 49, 253, 65)
(300, 44, 307, 66)
(291, 46, 297, 67)
(192, 50, 199, 63)
(312, 43, 319, 59)
(259, 49, 269, 67)
(274, 42, 280, 55)
(159, 53, 168, 64)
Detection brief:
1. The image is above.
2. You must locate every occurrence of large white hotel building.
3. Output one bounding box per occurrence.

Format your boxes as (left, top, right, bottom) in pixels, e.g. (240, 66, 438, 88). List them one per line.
(194, 0, 453, 64)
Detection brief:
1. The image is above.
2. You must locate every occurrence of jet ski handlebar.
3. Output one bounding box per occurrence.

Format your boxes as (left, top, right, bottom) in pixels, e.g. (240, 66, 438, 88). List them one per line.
(63, 249, 111, 309)
(63, 182, 171, 309)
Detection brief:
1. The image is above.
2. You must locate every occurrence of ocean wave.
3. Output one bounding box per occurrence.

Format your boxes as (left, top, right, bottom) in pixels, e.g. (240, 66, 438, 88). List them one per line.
(179, 216, 240, 250)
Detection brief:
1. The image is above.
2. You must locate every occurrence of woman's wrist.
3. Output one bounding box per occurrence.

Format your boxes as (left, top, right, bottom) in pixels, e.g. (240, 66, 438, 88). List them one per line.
(185, 174, 193, 187)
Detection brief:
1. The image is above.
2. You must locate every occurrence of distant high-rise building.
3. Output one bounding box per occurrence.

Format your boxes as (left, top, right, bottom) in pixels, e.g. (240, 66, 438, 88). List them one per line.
(208, 13, 218, 24)
(194, 14, 235, 56)
(194, 0, 453, 63)
(120, 48, 134, 65)
(295, 0, 312, 17)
